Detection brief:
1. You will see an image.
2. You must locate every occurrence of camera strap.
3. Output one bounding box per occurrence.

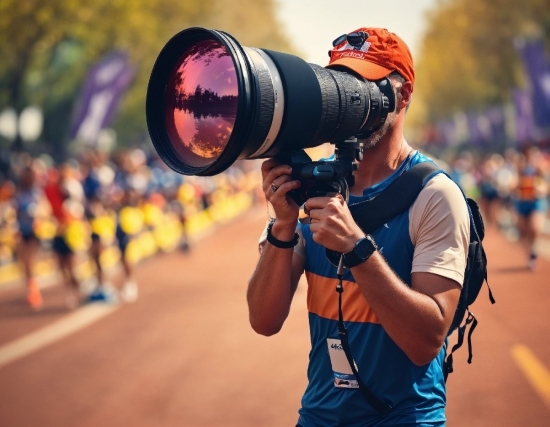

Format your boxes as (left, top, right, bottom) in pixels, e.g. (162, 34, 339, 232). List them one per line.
(336, 257, 393, 416)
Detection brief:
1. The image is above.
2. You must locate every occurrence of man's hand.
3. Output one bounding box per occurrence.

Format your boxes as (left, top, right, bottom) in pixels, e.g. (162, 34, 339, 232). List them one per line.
(304, 193, 364, 254)
(261, 159, 301, 226)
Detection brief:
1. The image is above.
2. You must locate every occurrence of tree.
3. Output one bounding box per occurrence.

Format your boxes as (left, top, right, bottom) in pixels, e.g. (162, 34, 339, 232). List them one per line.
(412, 0, 550, 125)
(0, 0, 294, 158)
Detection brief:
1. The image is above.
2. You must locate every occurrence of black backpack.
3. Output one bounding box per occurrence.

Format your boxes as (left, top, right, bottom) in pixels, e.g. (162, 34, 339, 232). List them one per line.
(325, 160, 495, 415)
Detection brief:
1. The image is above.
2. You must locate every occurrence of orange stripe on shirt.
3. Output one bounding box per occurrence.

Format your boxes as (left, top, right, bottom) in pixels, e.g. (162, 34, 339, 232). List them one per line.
(306, 271, 380, 324)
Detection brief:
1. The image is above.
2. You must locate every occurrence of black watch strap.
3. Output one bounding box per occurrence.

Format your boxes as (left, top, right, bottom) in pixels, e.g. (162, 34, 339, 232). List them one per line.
(266, 221, 299, 248)
(343, 235, 377, 268)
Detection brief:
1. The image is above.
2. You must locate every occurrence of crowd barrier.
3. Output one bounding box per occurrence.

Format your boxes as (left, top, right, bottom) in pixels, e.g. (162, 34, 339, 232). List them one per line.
(0, 189, 257, 288)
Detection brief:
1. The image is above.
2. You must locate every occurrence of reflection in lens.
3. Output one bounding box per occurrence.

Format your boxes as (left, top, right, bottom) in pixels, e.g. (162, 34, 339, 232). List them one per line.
(165, 40, 238, 169)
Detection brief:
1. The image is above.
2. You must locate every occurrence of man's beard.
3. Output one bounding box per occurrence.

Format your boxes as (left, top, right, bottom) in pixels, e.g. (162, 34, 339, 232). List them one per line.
(361, 108, 398, 149)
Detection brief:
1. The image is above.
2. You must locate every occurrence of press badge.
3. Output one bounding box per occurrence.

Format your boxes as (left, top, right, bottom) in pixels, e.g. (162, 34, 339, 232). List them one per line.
(327, 338, 359, 388)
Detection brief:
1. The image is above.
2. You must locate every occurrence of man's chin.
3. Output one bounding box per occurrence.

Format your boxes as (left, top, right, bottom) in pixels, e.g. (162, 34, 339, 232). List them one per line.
(362, 131, 384, 149)
(361, 113, 396, 149)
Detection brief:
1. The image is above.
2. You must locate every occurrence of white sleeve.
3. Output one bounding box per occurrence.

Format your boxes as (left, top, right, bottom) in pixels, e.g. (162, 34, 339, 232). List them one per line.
(409, 174, 470, 286)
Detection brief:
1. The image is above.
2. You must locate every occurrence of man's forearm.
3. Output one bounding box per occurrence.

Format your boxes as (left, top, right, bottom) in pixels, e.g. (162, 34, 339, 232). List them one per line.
(247, 221, 302, 336)
(350, 252, 460, 366)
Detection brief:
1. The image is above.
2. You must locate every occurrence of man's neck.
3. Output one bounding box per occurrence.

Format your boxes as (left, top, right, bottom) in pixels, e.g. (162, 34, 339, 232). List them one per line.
(351, 124, 412, 195)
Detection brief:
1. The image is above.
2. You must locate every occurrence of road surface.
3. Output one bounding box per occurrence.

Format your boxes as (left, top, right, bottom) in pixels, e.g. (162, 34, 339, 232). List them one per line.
(0, 206, 549, 426)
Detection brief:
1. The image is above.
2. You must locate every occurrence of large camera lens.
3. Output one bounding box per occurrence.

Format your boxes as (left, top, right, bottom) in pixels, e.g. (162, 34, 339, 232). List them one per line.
(146, 27, 395, 176)
(164, 39, 238, 169)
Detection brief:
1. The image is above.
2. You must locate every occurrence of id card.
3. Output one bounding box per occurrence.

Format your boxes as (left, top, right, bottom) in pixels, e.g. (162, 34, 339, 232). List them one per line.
(327, 338, 359, 388)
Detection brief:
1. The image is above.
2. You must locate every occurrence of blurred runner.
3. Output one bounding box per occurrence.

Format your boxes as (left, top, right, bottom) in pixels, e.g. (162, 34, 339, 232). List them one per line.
(113, 188, 140, 303)
(478, 153, 503, 228)
(0, 179, 17, 266)
(110, 149, 144, 303)
(43, 164, 85, 309)
(512, 145, 549, 270)
(449, 150, 479, 199)
(80, 150, 121, 303)
(86, 194, 116, 301)
(13, 166, 49, 309)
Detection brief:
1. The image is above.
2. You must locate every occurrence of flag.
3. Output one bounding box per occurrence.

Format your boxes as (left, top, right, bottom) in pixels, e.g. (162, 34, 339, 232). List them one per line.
(71, 51, 135, 143)
(515, 38, 550, 131)
(512, 89, 535, 143)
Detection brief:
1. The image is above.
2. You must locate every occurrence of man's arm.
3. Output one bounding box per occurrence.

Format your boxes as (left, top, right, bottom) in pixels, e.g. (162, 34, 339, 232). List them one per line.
(247, 223, 305, 336)
(348, 257, 460, 366)
(306, 188, 466, 366)
(247, 159, 305, 336)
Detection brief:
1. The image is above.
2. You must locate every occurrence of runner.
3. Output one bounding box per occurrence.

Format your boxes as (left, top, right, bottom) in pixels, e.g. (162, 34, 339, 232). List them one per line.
(512, 145, 549, 270)
(13, 166, 49, 309)
(43, 164, 85, 309)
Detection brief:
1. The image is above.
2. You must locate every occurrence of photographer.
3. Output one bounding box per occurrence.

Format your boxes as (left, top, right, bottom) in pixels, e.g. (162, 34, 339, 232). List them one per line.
(247, 28, 470, 426)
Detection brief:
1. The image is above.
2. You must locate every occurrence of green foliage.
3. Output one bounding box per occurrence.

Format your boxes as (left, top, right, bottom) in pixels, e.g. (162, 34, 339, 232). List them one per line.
(0, 0, 294, 156)
(413, 0, 550, 124)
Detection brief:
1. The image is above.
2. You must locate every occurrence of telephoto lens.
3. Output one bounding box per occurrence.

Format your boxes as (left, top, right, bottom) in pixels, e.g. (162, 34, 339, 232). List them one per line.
(146, 27, 395, 176)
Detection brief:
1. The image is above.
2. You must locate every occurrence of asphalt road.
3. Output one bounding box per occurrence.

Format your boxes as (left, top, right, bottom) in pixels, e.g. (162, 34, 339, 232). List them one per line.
(0, 206, 549, 427)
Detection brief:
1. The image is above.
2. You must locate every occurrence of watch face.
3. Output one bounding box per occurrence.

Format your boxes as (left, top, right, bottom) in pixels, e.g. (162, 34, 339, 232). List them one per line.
(356, 237, 376, 259)
(344, 236, 377, 268)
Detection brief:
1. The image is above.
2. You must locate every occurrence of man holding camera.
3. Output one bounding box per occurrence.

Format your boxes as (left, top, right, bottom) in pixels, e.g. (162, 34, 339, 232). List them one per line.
(247, 27, 470, 426)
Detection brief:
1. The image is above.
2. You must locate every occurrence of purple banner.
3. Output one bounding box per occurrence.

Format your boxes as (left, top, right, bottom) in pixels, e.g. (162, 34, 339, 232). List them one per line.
(71, 51, 135, 143)
(512, 89, 535, 143)
(436, 106, 508, 147)
(466, 107, 507, 146)
(437, 120, 456, 146)
(516, 38, 550, 130)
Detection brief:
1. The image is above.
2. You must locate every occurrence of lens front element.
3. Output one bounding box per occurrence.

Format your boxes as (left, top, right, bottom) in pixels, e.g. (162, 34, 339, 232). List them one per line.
(165, 40, 238, 169)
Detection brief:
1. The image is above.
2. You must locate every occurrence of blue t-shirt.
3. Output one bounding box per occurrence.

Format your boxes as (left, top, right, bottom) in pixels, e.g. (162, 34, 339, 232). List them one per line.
(297, 151, 447, 426)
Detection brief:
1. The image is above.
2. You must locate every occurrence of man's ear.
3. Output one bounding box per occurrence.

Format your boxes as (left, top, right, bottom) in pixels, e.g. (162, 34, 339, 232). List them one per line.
(399, 81, 413, 111)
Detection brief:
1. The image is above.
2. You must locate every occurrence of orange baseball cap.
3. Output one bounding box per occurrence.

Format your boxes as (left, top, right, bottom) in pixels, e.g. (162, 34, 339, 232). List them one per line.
(327, 27, 415, 85)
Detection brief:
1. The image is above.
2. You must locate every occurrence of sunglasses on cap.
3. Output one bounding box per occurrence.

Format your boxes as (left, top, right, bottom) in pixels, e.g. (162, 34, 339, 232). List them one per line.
(332, 31, 369, 48)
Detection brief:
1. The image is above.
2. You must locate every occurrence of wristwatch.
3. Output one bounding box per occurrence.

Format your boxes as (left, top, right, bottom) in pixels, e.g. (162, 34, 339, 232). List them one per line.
(343, 235, 378, 268)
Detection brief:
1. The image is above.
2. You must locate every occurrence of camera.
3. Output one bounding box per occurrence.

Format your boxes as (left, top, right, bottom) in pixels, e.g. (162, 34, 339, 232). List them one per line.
(146, 27, 396, 205)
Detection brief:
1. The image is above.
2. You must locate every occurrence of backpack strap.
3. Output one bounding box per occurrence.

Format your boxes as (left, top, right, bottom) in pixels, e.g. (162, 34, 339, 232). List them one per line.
(443, 310, 478, 381)
(349, 161, 441, 234)
(326, 161, 442, 265)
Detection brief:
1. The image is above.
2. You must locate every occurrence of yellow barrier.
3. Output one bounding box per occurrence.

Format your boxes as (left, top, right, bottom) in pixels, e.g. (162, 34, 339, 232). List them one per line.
(0, 190, 255, 288)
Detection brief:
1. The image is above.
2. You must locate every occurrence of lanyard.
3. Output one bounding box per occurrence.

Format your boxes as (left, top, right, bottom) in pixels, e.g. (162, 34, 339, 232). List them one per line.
(335, 256, 393, 416)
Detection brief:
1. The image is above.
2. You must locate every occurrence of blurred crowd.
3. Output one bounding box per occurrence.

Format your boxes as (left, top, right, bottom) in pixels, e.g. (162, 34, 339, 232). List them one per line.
(0, 143, 548, 311)
(445, 144, 550, 271)
(0, 148, 263, 310)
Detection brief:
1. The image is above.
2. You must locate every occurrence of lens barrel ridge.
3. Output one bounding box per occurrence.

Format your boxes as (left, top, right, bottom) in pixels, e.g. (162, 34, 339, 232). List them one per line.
(308, 64, 342, 144)
(311, 66, 373, 143)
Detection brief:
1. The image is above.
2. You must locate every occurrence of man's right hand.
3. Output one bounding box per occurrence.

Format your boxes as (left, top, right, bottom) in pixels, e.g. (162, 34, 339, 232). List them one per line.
(261, 159, 301, 226)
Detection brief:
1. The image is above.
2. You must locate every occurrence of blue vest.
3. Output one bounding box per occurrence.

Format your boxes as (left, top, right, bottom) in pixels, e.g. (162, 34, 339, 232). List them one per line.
(298, 151, 447, 426)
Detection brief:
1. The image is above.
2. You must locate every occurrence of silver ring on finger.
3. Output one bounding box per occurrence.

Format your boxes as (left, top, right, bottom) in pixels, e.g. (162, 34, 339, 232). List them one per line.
(270, 183, 278, 193)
